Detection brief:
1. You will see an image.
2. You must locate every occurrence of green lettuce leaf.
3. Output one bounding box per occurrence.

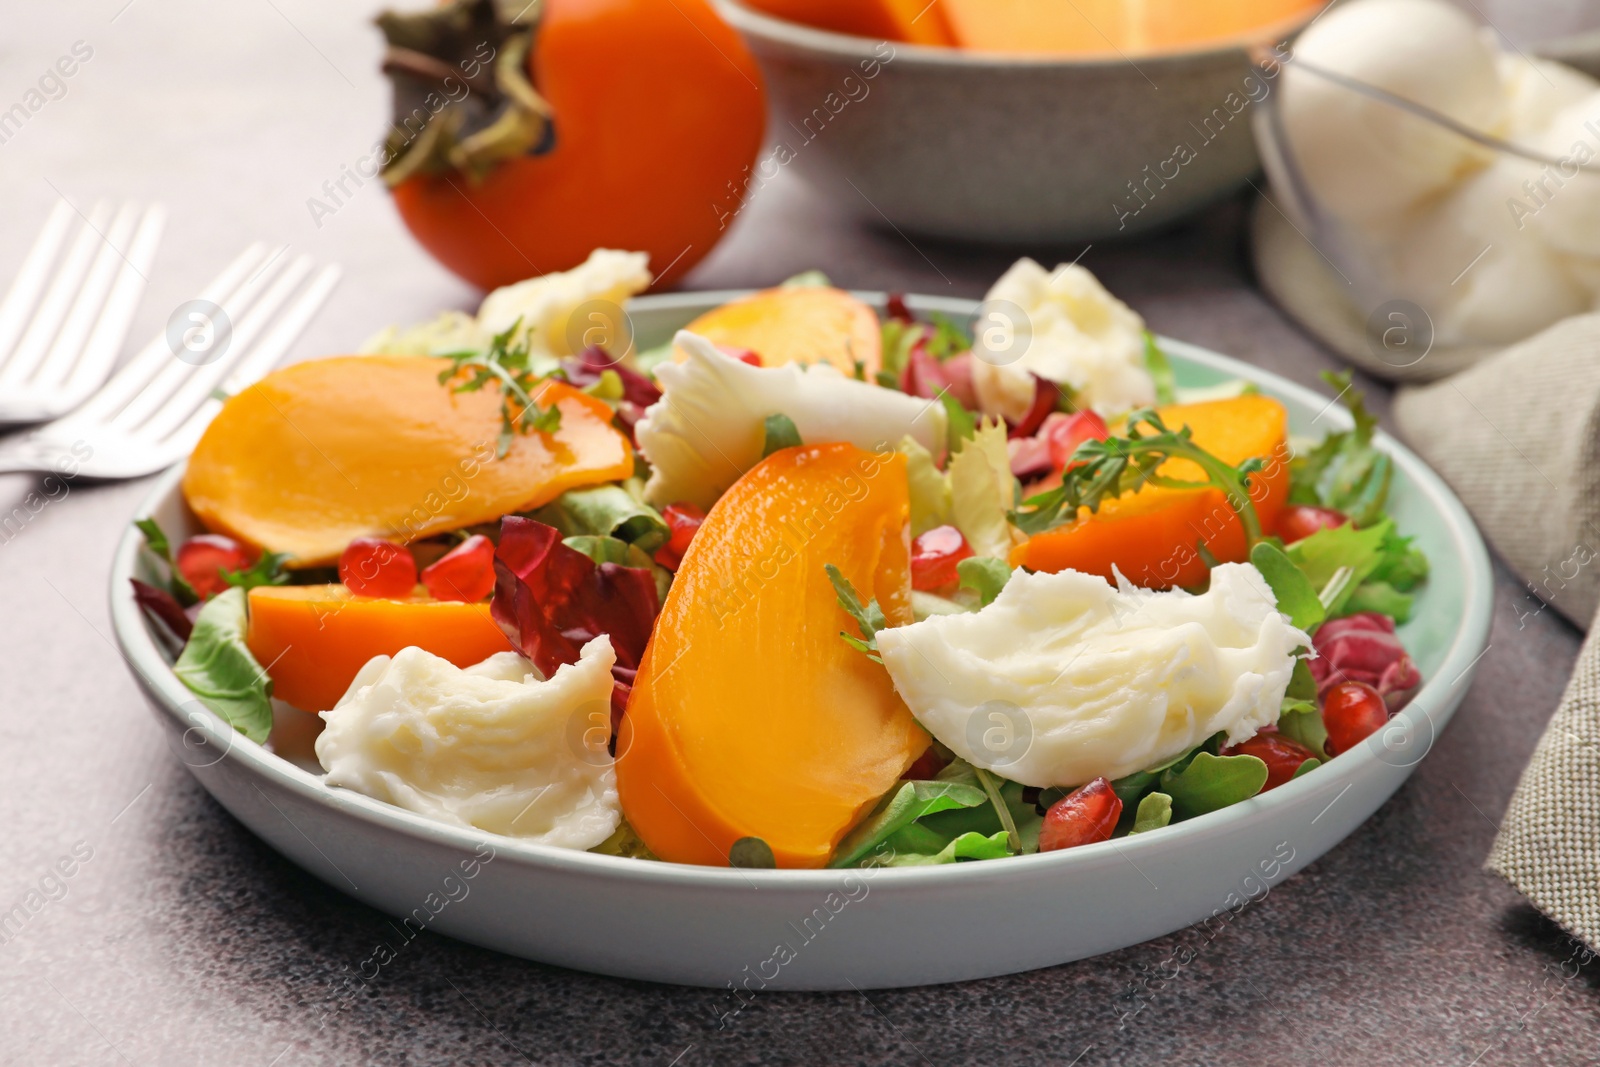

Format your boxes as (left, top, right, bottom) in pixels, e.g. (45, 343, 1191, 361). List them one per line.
(1161, 751, 1268, 818)
(562, 535, 671, 603)
(948, 420, 1019, 560)
(532, 485, 669, 552)
(173, 588, 273, 743)
(1287, 517, 1397, 618)
(899, 435, 952, 536)
(957, 556, 1012, 607)
(882, 830, 1011, 866)
(829, 779, 989, 868)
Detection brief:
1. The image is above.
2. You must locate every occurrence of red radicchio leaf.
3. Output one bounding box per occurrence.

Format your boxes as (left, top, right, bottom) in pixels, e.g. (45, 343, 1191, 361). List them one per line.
(1007, 374, 1059, 439)
(565, 345, 663, 408)
(1309, 612, 1422, 710)
(885, 293, 915, 323)
(491, 517, 661, 730)
(902, 343, 978, 408)
(131, 578, 193, 643)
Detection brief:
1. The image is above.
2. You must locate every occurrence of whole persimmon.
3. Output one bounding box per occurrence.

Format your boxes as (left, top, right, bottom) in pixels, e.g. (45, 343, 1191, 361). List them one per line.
(377, 0, 766, 290)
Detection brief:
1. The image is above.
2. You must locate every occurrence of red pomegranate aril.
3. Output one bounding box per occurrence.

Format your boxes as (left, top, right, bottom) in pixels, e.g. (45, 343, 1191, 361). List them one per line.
(175, 534, 260, 600)
(910, 524, 974, 591)
(339, 538, 418, 599)
(1276, 504, 1349, 544)
(420, 535, 496, 602)
(716, 344, 762, 367)
(1222, 732, 1319, 790)
(654, 502, 707, 571)
(1046, 410, 1110, 471)
(1039, 777, 1122, 852)
(1321, 680, 1391, 756)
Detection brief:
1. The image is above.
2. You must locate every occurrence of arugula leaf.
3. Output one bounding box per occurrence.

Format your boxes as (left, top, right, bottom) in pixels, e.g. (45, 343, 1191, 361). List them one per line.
(824, 564, 888, 662)
(173, 588, 273, 743)
(440, 317, 561, 459)
(1289, 371, 1392, 524)
(1345, 579, 1414, 623)
(1249, 541, 1325, 632)
(1010, 408, 1265, 543)
(220, 550, 291, 593)
(974, 767, 1022, 853)
(533, 485, 670, 552)
(1371, 528, 1429, 591)
(957, 557, 1012, 607)
(939, 389, 976, 455)
(1161, 751, 1268, 818)
(761, 413, 803, 458)
(883, 830, 1011, 866)
(1277, 698, 1328, 760)
(1143, 332, 1178, 405)
(133, 517, 198, 605)
(919, 772, 1043, 854)
(927, 313, 971, 361)
(1287, 517, 1396, 618)
(1130, 792, 1173, 834)
(829, 778, 989, 868)
(1292, 758, 1322, 779)
(1287, 658, 1317, 702)
(590, 820, 660, 860)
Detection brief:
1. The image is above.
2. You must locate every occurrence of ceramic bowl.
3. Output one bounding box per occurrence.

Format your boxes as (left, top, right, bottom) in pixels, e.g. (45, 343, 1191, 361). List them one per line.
(110, 291, 1492, 990)
(714, 1, 1320, 243)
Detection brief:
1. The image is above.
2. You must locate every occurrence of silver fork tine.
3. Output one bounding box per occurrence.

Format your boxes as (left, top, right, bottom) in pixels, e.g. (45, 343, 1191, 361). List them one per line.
(28, 202, 143, 390)
(74, 243, 271, 423)
(0, 201, 112, 385)
(0, 201, 74, 371)
(105, 247, 291, 431)
(163, 264, 342, 452)
(134, 255, 315, 440)
(55, 205, 165, 402)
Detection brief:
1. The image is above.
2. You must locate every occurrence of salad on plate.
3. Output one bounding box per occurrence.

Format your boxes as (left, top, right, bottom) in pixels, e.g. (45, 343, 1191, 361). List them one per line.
(130, 250, 1428, 870)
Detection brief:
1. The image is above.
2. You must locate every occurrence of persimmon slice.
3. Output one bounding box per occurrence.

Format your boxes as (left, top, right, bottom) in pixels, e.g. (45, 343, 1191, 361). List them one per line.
(182, 356, 632, 566)
(1012, 395, 1290, 588)
(617, 442, 928, 868)
(246, 585, 515, 713)
(674, 286, 883, 378)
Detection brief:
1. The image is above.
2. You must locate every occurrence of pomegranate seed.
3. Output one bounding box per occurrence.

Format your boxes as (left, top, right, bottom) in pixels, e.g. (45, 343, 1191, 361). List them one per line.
(1222, 732, 1318, 790)
(420, 535, 496, 602)
(1276, 505, 1349, 544)
(653, 502, 707, 571)
(1046, 410, 1110, 471)
(910, 524, 974, 591)
(1322, 680, 1390, 756)
(176, 534, 259, 600)
(339, 538, 417, 599)
(716, 345, 762, 367)
(1039, 777, 1122, 852)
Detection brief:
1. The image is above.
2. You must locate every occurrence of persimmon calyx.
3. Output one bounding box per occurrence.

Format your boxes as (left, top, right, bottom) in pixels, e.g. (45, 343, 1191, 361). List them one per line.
(376, 0, 554, 187)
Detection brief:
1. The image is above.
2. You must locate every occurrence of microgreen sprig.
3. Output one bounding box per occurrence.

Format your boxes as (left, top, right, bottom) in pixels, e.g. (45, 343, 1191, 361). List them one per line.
(1009, 408, 1265, 542)
(439, 317, 562, 459)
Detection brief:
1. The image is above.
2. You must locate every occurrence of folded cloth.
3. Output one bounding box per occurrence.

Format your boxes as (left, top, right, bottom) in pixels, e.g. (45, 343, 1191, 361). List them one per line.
(1394, 313, 1600, 948)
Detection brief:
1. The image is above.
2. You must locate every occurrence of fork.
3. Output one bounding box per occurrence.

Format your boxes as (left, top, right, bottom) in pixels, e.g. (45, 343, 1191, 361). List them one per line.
(0, 199, 166, 425)
(0, 244, 341, 479)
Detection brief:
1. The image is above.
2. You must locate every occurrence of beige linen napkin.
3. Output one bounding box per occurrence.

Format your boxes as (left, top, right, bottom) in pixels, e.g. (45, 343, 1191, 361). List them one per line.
(1393, 314, 1600, 949)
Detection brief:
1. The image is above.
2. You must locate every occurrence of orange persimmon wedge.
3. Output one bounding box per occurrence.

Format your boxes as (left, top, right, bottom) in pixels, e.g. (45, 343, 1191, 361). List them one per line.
(246, 585, 515, 713)
(183, 356, 632, 567)
(673, 286, 883, 377)
(741, 0, 954, 44)
(939, 0, 1320, 55)
(1013, 395, 1290, 588)
(617, 442, 928, 868)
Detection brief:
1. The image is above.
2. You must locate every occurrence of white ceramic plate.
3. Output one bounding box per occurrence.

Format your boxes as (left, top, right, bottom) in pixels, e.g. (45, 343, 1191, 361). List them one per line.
(111, 292, 1493, 991)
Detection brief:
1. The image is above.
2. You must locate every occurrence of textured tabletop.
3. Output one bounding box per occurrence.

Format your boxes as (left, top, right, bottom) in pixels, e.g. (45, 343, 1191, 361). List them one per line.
(2, 2, 1598, 1065)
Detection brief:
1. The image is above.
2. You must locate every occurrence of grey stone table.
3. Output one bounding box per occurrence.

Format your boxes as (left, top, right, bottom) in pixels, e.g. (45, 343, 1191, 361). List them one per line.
(2, 1, 1597, 1064)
